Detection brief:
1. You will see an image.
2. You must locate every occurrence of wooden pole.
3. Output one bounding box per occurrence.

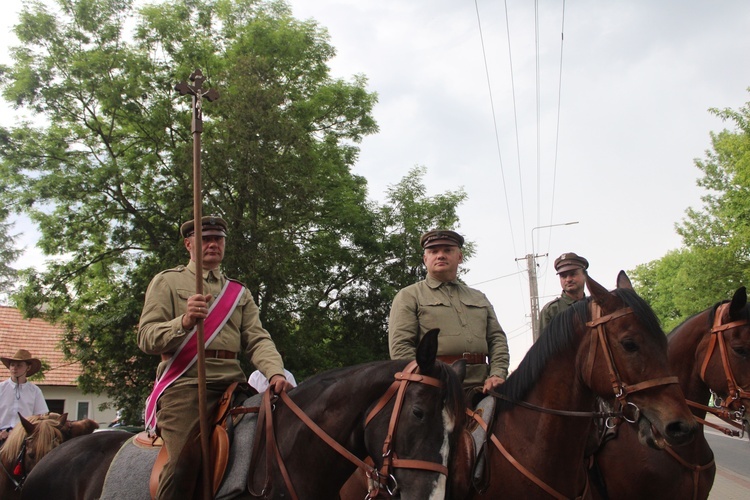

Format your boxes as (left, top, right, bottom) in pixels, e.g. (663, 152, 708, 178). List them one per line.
(175, 69, 219, 499)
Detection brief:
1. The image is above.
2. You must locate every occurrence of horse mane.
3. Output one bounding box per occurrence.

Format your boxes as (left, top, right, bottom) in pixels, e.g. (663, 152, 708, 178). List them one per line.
(0, 414, 63, 465)
(667, 297, 750, 339)
(432, 359, 466, 424)
(497, 288, 665, 406)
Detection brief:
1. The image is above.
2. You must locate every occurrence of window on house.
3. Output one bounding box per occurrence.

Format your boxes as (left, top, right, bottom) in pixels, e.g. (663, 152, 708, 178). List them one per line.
(76, 401, 90, 420)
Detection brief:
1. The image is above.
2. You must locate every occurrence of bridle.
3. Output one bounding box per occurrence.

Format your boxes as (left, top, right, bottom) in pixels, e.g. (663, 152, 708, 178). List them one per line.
(657, 301, 750, 500)
(246, 360, 451, 499)
(698, 302, 750, 425)
(679, 301, 750, 439)
(584, 302, 680, 426)
(471, 300, 679, 500)
(1, 435, 29, 491)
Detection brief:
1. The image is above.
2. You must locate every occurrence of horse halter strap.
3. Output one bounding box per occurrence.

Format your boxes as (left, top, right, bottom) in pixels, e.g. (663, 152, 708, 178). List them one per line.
(363, 360, 448, 494)
(253, 360, 448, 499)
(585, 302, 679, 411)
(699, 302, 750, 410)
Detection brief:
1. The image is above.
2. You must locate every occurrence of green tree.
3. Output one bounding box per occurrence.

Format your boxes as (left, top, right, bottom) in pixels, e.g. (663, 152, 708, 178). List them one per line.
(0, 0, 467, 423)
(0, 209, 21, 300)
(630, 95, 750, 328)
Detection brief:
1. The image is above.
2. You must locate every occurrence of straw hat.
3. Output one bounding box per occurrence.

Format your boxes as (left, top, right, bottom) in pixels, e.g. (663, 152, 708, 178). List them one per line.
(1, 349, 42, 377)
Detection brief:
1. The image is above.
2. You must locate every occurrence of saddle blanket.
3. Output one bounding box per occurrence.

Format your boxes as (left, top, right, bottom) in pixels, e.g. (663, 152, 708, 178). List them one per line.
(100, 393, 261, 499)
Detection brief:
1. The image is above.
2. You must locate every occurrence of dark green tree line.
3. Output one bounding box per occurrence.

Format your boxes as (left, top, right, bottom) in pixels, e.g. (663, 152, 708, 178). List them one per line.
(0, 0, 467, 423)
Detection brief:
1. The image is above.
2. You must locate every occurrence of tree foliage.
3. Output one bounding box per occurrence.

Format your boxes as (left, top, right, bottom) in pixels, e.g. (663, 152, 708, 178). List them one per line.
(630, 94, 750, 331)
(0, 0, 467, 423)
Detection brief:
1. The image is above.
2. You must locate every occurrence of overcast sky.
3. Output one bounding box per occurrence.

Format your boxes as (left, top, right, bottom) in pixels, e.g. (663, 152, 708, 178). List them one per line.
(3, 1, 750, 367)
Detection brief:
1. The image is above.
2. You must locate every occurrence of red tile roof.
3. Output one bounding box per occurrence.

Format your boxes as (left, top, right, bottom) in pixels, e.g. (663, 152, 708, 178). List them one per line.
(0, 306, 81, 386)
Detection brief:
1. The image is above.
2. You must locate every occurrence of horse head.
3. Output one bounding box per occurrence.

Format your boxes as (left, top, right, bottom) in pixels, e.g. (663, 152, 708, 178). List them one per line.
(696, 286, 750, 437)
(363, 329, 467, 499)
(583, 271, 697, 450)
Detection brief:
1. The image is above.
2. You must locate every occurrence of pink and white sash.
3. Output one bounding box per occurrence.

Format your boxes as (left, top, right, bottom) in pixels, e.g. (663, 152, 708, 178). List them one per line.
(144, 280, 244, 429)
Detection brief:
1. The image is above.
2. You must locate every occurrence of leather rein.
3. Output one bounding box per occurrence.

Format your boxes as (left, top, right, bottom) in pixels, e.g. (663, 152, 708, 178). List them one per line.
(469, 301, 679, 500)
(245, 360, 449, 499)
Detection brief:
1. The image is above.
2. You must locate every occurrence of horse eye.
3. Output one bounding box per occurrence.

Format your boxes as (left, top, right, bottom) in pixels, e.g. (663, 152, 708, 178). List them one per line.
(412, 407, 425, 420)
(732, 346, 749, 358)
(621, 339, 639, 353)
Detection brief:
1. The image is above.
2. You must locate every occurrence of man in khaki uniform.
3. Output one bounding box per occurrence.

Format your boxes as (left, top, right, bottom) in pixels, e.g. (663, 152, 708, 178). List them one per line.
(389, 230, 510, 405)
(138, 215, 293, 499)
(539, 252, 589, 334)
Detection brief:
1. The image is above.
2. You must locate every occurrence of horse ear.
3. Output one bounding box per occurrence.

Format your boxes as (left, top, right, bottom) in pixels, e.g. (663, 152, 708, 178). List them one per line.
(729, 286, 747, 318)
(616, 271, 633, 290)
(451, 359, 467, 383)
(586, 274, 619, 313)
(19, 413, 36, 435)
(417, 329, 440, 373)
(57, 413, 68, 427)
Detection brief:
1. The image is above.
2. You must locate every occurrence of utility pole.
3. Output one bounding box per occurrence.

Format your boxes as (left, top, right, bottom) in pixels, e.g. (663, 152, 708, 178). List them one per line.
(527, 252, 542, 342)
(525, 221, 579, 342)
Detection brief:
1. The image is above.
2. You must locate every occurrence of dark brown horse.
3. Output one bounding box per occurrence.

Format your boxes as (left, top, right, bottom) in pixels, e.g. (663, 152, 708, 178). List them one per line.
(0, 412, 98, 499)
(454, 272, 697, 499)
(21, 329, 467, 499)
(590, 286, 750, 500)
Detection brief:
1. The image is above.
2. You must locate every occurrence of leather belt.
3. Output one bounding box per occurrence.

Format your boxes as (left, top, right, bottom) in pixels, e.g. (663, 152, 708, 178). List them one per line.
(161, 349, 238, 361)
(437, 353, 488, 365)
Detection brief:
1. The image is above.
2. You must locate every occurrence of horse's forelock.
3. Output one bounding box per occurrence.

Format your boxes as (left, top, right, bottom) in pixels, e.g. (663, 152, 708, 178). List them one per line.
(612, 288, 665, 342)
(433, 361, 465, 425)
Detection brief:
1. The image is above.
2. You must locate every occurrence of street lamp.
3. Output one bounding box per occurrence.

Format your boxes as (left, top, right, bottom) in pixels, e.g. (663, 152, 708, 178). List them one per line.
(527, 221, 579, 342)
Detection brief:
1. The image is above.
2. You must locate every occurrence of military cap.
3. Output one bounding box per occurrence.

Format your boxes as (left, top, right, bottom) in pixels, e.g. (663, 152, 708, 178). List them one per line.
(554, 252, 589, 274)
(180, 215, 228, 238)
(420, 229, 465, 249)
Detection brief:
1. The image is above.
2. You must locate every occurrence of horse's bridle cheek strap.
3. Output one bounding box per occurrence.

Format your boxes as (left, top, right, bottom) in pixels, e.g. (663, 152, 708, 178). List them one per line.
(700, 303, 750, 406)
(585, 305, 634, 399)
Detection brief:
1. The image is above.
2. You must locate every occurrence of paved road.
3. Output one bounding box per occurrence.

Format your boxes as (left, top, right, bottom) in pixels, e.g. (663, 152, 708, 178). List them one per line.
(706, 416, 750, 499)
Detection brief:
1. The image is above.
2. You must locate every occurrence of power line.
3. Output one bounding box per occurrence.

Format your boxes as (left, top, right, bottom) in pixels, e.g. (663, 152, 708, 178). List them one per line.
(473, 0, 519, 257)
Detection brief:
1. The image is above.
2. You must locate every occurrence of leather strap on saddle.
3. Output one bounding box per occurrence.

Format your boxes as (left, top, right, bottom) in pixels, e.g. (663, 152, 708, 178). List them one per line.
(147, 381, 238, 499)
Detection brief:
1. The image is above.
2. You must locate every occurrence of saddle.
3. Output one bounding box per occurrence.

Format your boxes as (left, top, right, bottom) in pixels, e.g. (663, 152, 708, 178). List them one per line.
(136, 382, 240, 499)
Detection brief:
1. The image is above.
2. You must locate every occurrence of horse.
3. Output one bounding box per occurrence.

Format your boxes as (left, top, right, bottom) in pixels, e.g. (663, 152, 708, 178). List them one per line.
(451, 272, 697, 499)
(0, 412, 98, 499)
(589, 286, 750, 500)
(21, 329, 467, 499)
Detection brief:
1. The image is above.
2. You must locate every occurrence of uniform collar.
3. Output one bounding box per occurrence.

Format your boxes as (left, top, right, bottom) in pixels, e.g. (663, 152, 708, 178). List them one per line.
(425, 275, 459, 289)
(186, 260, 222, 280)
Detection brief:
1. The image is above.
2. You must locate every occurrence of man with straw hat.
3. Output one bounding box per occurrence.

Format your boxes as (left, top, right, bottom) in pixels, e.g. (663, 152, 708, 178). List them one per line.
(0, 349, 49, 444)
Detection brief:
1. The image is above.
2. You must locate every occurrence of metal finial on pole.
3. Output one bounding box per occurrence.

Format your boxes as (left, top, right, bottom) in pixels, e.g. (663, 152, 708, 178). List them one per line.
(175, 68, 219, 500)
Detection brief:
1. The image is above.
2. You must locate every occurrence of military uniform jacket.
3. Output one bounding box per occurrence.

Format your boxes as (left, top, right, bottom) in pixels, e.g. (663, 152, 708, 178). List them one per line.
(539, 292, 583, 333)
(388, 275, 510, 387)
(138, 261, 284, 387)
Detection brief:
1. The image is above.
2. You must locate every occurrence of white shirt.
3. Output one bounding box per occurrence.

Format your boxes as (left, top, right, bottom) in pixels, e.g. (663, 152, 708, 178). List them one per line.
(0, 378, 49, 429)
(248, 369, 297, 393)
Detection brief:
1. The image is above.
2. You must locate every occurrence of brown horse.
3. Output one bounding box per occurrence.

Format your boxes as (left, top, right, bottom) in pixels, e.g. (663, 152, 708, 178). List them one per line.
(453, 272, 697, 499)
(0, 412, 98, 499)
(20, 329, 467, 499)
(590, 286, 750, 499)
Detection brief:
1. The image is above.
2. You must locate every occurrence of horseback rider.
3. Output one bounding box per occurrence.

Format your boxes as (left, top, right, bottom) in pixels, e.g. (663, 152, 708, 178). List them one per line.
(539, 252, 589, 334)
(0, 350, 48, 446)
(388, 229, 510, 406)
(137, 216, 293, 499)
